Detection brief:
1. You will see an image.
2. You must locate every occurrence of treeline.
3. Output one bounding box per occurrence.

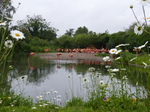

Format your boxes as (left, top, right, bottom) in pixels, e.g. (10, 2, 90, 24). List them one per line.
(12, 15, 150, 53)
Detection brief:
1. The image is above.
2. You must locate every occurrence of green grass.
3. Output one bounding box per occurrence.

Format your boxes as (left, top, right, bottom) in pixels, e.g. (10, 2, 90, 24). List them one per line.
(0, 96, 149, 112)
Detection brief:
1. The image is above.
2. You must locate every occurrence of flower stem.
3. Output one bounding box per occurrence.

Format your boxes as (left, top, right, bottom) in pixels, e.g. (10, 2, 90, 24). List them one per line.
(142, 5, 148, 27)
(131, 8, 140, 25)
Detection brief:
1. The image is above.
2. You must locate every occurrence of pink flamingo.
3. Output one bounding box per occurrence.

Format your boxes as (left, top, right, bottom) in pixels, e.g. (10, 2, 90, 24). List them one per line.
(56, 53, 62, 61)
(44, 49, 49, 52)
(69, 54, 74, 62)
(28, 52, 36, 69)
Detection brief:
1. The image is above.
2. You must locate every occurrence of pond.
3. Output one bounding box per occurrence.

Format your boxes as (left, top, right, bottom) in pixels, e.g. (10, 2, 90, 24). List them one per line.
(6, 53, 149, 104)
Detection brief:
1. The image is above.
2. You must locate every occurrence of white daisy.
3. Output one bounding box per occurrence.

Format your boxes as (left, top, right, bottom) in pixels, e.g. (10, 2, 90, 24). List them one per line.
(10, 30, 25, 41)
(99, 80, 104, 85)
(115, 44, 130, 48)
(108, 68, 119, 72)
(134, 24, 143, 35)
(109, 48, 117, 54)
(138, 41, 148, 49)
(0, 21, 6, 26)
(103, 56, 110, 62)
(4, 40, 13, 48)
(115, 50, 122, 55)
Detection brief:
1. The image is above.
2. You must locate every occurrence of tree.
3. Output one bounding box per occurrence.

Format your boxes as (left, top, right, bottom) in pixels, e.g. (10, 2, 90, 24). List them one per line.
(56, 35, 75, 48)
(65, 28, 74, 37)
(0, 0, 16, 21)
(74, 34, 90, 48)
(74, 26, 89, 35)
(15, 15, 57, 41)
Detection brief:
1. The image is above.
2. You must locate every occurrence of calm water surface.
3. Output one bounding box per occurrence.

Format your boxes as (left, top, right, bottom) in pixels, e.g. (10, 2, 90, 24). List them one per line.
(9, 54, 147, 103)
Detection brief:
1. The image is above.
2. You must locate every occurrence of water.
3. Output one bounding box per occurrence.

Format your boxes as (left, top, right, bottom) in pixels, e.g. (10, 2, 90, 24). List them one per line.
(8, 54, 148, 104)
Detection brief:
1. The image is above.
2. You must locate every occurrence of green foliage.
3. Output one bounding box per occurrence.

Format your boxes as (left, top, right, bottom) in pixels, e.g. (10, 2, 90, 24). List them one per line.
(0, 1, 16, 21)
(74, 34, 89, 48)
(74, 26, 89, 35)
(116, 51, 135, 64)
(56, 35, 75, 49)
(15, 37, 55, 52)
(65, 28, 74, 37)
(107, 31, 127, 49)
(14, 15, 57, 41)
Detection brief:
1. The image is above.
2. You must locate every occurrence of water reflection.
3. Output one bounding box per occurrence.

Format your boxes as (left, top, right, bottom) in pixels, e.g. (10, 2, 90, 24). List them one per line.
(8, 54, 149, 103)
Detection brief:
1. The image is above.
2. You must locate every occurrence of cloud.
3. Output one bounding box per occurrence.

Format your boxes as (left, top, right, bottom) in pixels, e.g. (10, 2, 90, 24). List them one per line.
(12, 0, 150, 36)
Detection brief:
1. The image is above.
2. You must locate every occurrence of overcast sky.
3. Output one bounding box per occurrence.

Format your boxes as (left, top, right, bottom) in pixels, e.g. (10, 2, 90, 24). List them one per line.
(11, 0, 150, 37)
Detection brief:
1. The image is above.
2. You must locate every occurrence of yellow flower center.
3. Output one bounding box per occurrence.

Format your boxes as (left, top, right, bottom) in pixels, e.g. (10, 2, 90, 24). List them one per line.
(15, 33, 20, 37)
(137, 26, 142, 31)
(112, 50, 115, 52)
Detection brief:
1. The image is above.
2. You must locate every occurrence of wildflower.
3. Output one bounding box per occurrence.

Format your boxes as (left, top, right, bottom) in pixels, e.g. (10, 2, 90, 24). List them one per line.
(47, 92, 50, 94)
(108, 68, 119, 72)
(5, 17, 13, 21)
(122, 76, 127, 80)
(10, 30, 25, 41)
(9, 65, 13, 69)
(142, 62, 148, 68)
(134, 24, 143, 35)
(99, 80, 104, 85)
(130, 5, 133, 9)
(4, 40, 13, 48)
(36, 95, 43, 100)
(132, 98, 137, 103)
(115, 57, 121, 60)
(110, 73, 116, 78)
(115, 50, 122, 54)
(57, 99, 61, 102)
(57, 95, 61, 98)
(129, 57, 137, 62)
(138, 41, 148, 49)
(136, 82, 138, 86)
(68, 75, 71, 78)
(31, 107, 36, 109)
(115, 44, 130, 48)
(0, 21, 6, 26)
(54, 91, 58, 94)
(120, 68, 126, 71)
(83, 78, 89, 83)
(55, 107, 59, 109)
(50, 89, 53, 92)
(103, 97, 110, 101)
(140, 0, 150, 6)
(103, 56, 110, 61)
(109, 48, 117, 54)
(88, 67, 95, 72)
(105, 65, 111, 68)
(7, 97, 11, 99)
(0, 100, 3, 104)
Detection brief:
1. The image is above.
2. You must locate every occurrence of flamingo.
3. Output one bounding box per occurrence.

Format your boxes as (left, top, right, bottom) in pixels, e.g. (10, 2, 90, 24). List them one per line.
(69, 54, 74, 62)
(56, 53, 62, 61)
(44, 49, 49, 52)
(28, 52, 36, 69)
(28, 52, 36, 60)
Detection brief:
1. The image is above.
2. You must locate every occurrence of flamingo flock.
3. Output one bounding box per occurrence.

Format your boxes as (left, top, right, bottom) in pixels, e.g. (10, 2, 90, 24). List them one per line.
(56, 48, 109, 54)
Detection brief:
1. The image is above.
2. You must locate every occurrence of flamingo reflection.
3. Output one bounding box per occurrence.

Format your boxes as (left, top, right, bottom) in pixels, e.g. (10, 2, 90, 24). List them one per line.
(28, 52, 36, 69)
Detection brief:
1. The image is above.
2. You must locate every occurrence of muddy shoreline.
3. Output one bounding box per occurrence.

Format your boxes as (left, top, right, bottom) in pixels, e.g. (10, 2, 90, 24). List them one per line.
(35, 52, 104, 61)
